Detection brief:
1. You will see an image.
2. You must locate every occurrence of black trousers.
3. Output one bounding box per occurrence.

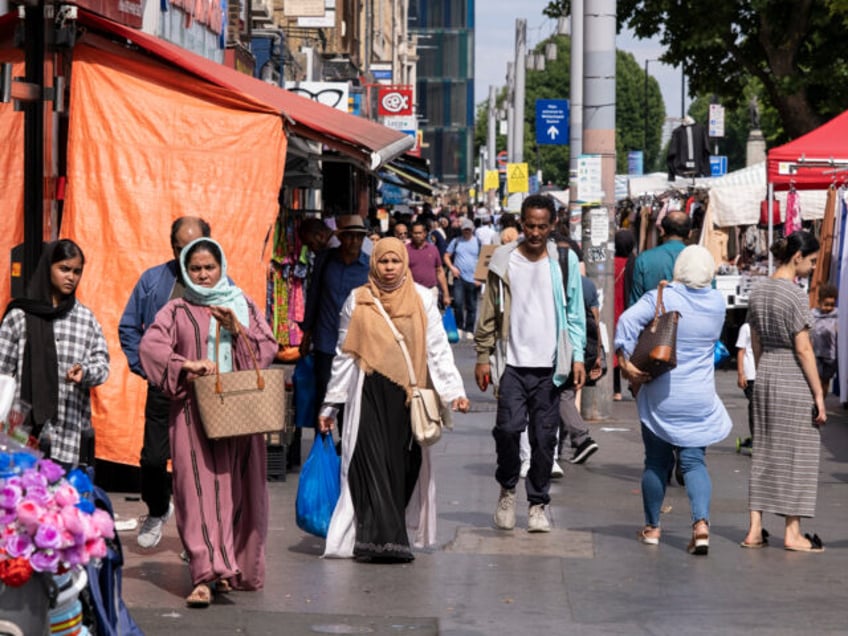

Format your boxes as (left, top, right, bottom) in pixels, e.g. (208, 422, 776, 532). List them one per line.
(140, 385, 172, 518)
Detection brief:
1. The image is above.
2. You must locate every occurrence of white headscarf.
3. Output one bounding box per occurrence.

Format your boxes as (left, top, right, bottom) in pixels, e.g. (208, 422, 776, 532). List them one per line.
(673, 245, 716, 289)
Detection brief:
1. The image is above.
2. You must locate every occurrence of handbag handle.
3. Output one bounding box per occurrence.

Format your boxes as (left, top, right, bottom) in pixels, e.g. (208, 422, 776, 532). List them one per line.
(367, 291, 419, 388)
(653, 280, 669, 320)
(212, 319, 264, 394)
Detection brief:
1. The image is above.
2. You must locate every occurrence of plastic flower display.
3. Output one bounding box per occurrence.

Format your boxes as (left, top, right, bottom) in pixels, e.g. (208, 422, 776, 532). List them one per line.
(0, 453, 114, 587)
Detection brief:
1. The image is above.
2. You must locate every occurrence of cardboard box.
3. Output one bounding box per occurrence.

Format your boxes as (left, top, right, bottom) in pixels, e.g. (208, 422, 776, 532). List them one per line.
(474, 244, 499, 282)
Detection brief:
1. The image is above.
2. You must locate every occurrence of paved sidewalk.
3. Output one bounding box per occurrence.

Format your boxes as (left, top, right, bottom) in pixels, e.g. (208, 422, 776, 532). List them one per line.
(116, 340, 848, 635)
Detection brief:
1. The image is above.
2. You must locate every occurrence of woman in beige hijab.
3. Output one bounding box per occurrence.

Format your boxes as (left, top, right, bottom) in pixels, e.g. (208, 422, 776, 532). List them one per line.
(319, 238, 469, 561)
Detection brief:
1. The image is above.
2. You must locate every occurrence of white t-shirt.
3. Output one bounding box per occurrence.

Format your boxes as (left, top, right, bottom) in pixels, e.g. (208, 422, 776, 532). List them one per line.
(735, 322, 756, 380)
(506, 250, 556, 367)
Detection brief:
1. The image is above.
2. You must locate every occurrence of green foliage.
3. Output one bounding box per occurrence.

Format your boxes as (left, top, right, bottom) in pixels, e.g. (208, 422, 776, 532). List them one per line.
(616, 0, 848, 141)
(474, 36, 665, 187)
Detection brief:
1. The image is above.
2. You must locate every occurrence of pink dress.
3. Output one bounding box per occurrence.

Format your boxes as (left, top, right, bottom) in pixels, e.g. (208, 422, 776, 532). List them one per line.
(139, 297, 278, 589)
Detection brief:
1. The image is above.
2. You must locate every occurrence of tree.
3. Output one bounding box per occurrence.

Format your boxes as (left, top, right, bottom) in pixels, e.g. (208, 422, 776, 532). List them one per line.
(474, 36, 665, 187)
(547, 0, 848, 141)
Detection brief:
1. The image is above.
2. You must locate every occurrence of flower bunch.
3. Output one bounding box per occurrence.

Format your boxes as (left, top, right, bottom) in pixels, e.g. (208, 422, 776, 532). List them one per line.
(0, 455, 114, 586)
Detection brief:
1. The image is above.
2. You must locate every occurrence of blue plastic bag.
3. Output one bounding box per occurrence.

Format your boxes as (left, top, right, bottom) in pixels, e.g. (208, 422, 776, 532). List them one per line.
(293, 354, 317, 428)
(714, 340, 730, 367)
(296, 434, 341, 538)
(442, 306, 460, 343)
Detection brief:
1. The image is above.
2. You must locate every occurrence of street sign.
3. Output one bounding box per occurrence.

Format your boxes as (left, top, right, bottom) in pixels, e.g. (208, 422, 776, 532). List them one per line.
(507, 163, 529, 193)
(709, 155, 728, 176)
(709, 103, 725, 137)
(535, 99, 569, 146)
(496, 150, 508, 173)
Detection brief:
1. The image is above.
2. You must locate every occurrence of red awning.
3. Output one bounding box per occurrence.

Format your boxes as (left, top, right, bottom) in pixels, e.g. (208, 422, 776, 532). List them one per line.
(767, 110, 848, 191)
(76, 10, 413, 169)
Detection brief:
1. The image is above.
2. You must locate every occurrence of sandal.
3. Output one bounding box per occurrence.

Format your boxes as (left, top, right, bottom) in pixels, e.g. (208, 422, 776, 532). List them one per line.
(215, 579, 233, 593)
(785, 532, 825, 553)
(186, 583, 212, 608)
(687, 520, 709, 556)
(740, 528, 769, 549)
(637, 526, 660, 545)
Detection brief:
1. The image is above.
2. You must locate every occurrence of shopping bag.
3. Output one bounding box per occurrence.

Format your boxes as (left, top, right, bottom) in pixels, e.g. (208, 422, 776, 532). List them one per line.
(293, 354, 317, 428)
(295, 434, 340, 538)
(442, 306, 460, 343)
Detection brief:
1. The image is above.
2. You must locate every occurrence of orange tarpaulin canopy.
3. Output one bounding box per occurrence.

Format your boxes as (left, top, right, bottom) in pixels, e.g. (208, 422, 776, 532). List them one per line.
(0, 50, 24, 307)
(62, 42, 287, 465)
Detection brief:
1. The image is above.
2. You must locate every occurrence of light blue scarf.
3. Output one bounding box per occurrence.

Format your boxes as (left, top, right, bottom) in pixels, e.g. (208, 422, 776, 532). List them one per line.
(550, 255, 571, 387)
(180, 238, 249, 372)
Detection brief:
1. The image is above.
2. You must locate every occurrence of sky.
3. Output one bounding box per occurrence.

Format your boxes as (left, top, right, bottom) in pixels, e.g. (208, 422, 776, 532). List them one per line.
(474, 0, 690, 120)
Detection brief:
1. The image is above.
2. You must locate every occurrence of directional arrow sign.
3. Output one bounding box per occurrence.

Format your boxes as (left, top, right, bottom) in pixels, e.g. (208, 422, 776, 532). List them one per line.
(535, 99, 569, 146)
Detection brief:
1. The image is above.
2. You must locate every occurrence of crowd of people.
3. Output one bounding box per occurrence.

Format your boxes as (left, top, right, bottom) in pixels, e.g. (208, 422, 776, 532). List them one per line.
(0, 196, 836, 611)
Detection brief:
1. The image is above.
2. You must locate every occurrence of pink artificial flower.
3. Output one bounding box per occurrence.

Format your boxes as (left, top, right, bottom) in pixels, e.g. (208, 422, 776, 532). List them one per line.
(4, 533, 34, 559)
(29, 548, 60, 573)
(60, 506, 85, 535)
(40, 510, 62, 531)
(22, 485, 50, 508)
(34, 524, 62, 550)
(91, 509, 115, 540)
(4, 476, 22, 488)
(0, 484, 22, 509)
(53, 483, 79, 507)
(58, 529, 76, 550)
(0, 508, 16, 525)
(20, 469, 47, 490)
(15, 499, 43, 532)
(85, 537, 107, 560)
(37, 459, 65, 484)
(60, 544, 88, 567)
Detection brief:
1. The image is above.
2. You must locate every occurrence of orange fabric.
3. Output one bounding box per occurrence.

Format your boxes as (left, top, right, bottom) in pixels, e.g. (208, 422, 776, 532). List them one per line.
(0, 52, 25, 306)
(63, 44, 286, 465)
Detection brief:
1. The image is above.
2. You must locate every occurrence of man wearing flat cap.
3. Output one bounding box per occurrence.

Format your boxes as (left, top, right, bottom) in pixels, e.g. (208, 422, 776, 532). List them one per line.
(444, 217, 482, 339)
(300, 215, 370, 443)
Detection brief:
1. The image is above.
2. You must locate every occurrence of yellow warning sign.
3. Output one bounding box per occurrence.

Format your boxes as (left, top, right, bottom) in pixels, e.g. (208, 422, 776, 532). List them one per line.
(484, 169, 499, 191)
(506, 162, 529, 193)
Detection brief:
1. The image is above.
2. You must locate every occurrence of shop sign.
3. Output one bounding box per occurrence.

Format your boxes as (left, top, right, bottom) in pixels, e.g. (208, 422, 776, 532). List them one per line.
(286, 81, 350, 112)
(377, 86, 413, 117)
(284, 0, 325, 17)
(73, 0, 146, 28)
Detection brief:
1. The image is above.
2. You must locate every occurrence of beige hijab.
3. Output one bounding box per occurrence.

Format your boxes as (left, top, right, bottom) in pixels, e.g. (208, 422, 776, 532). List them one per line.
(342, 238, 428, 399)
(673, 245, 716, 289)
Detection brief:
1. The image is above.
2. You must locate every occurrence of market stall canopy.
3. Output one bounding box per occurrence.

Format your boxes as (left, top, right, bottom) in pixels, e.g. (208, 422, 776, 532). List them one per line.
(77, 10, 414, 170)
(767, 110, 848, 191)
(379, 153, 434, 196)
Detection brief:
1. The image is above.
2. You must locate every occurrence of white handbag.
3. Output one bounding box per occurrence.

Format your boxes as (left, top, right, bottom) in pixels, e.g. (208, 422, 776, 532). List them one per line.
(369, 291, 447, 446)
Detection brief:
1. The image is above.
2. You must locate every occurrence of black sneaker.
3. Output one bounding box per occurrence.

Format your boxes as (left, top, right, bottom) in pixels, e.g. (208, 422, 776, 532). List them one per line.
(568, 438, 599, 464)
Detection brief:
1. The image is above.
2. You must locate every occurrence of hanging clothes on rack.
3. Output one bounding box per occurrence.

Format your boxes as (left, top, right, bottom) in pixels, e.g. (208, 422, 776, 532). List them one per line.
(784, 185, 803, 235)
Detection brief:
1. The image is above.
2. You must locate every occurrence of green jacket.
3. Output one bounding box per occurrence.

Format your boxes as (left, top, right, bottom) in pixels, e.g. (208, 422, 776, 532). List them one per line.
(474, 239, 585, 386)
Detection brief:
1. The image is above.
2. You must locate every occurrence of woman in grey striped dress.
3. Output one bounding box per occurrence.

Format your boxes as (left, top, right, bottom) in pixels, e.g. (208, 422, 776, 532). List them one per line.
(741, 231, 828, 552)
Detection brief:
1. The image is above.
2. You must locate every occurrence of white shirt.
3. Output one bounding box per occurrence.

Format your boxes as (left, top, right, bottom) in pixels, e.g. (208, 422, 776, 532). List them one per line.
(506, 250, 556, 368)
(475, 225, 498, 245)
(735, 322, 756, 380)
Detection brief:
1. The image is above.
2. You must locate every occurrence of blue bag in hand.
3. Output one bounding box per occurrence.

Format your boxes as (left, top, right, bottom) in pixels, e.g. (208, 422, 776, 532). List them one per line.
(296, 434, 341, 538)
(714, 340, 730, 367)
(293, 354, 317, 428)
(442, 306, 460, 343)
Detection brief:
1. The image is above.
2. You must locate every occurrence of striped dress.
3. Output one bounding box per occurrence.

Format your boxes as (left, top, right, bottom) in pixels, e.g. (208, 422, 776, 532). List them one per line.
(747, 278, 820, 517)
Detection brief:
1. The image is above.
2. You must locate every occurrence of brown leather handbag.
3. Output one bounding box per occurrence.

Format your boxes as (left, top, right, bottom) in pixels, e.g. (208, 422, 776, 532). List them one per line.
(629, 281, 680, 379)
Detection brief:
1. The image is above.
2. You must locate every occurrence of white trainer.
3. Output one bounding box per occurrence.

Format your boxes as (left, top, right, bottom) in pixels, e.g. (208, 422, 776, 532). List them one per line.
(137, 501, 174, 549)
(519, 459, 530, 479)
(528, 504, 551, 533)
(551, 461, 564, 478)
(493, 488, 516, 530)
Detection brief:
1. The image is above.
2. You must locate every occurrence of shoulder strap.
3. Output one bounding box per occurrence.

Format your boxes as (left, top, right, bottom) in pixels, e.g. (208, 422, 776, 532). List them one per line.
(367, 290, 418, 387)
(557, 245, 570, 298)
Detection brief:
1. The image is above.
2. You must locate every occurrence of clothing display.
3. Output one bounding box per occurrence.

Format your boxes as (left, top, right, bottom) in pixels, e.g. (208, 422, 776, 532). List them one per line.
(666, 121, 711, 179)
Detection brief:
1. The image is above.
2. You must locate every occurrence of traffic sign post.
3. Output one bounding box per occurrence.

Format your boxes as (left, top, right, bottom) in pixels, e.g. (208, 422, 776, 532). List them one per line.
(709, 155, 728, 177)
(535, 99, 569, 146)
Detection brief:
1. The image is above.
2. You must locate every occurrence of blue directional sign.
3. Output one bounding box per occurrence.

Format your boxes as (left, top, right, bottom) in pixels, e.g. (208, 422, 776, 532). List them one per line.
(535, 99, 569, 146)
(709, 155, 728, 177)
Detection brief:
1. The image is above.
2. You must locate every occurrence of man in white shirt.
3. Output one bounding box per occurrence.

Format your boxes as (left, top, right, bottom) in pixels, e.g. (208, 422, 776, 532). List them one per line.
(475, 213, 498, 245)
(474, 195, 586, 533)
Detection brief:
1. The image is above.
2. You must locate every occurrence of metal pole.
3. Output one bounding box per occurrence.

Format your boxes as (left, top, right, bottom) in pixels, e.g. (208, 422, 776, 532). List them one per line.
(23, 1, 46, 290)
(506, 62, 515, 162)
(487, 85, 497, 209)
(513, 18, 526, 164)
(568, 0, 584, 253)
(581, 0, 616, 420)
(680, 65, 685, 118)
(643, 59, 648, 155)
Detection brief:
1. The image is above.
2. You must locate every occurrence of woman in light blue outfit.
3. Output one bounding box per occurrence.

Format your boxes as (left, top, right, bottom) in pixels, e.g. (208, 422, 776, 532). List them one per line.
(615, 245, 731, 555)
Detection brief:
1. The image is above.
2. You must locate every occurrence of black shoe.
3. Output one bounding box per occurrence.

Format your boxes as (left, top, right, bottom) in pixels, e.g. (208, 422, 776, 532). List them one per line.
(568, 438, 599, 464)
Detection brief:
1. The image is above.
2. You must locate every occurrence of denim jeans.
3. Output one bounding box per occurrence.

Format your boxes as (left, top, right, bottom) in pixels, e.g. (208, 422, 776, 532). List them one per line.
(640, 423, 711, 527)
(452, 278, 479, 332)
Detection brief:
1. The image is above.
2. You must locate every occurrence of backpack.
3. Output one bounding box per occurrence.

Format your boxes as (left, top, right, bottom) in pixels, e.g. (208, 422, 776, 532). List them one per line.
(81, 483, 145, 636)
(557, 246, 606, 386)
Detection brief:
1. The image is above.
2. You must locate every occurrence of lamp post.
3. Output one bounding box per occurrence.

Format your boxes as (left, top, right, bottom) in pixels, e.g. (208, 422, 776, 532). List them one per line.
(643, 58, 658, 167)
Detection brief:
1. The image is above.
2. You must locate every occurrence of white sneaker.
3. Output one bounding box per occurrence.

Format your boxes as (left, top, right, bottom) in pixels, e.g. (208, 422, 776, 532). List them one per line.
(551, 461, 564, 479)
(114, 516, 138, 532)
(519, 459, 530, 479)
(465, 331, 475, 341)
(528, 504, 551, 533)
(493, 488, 516, 530)
(137, 501, 174, 549)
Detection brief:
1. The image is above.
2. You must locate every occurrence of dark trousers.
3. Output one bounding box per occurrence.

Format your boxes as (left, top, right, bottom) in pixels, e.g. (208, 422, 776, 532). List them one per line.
(315, 350, 344, 439)
(452, 278, 479, 332)
(140, 385, 172, 518)
(743, 380, 754, 439)
(493, 366, 561, 506)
